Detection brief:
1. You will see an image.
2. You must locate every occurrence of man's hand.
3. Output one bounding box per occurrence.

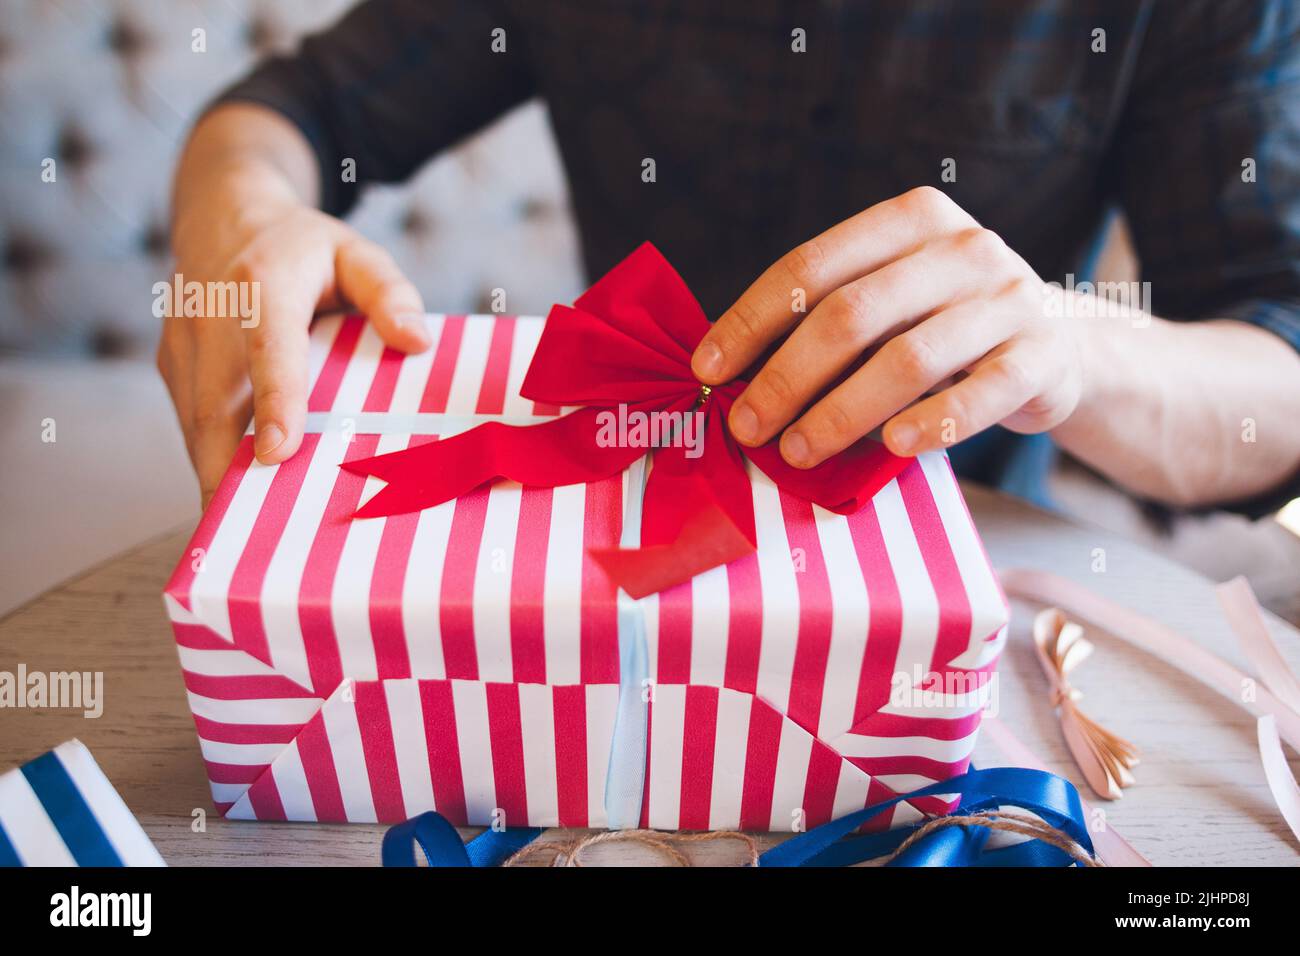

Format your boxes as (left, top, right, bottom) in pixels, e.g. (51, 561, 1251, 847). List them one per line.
(160, 105, 431, 508)
(691, 186, 1086, 468)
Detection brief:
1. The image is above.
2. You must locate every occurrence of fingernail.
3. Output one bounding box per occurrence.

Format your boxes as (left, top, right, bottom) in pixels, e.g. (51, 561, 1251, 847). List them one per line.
(729, 401, 758, 443)
(395, 312, 431, 345)
(255, 423, 286, 459)
(694, 341, 724, 380)
(781, 430, 811, 467)
(888, 421, 919, 454)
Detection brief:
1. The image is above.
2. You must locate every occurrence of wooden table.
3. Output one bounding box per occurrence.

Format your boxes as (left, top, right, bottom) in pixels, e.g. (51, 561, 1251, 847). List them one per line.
(2, 485, 1297, 866)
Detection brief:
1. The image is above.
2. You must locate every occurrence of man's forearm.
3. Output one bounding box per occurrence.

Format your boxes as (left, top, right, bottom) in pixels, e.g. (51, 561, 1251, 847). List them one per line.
(172, 102, 321, 230)
(1053, 312, 1300, 509)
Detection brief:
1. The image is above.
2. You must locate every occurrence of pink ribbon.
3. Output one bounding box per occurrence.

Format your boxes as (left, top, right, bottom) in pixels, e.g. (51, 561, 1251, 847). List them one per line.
(1001, 568, 1300, 853)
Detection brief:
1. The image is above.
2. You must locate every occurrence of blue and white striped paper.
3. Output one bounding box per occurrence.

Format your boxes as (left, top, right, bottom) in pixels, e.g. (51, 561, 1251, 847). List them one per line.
(0, 739, 164, 867)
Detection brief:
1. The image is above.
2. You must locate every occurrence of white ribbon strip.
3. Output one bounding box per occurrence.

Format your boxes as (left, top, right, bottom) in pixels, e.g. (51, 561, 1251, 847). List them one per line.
(1215, 578, 1300, 844)
(1001, 568, 1300, 851)
(604, 455, 653, 829)
(1000, 569, 1300, 749)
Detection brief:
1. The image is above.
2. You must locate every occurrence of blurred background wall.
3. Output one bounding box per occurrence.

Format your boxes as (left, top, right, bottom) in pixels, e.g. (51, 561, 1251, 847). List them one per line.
(0, 0, 582, 614)
(1, 0, 1295, 621)
(0, 0, 583, 356)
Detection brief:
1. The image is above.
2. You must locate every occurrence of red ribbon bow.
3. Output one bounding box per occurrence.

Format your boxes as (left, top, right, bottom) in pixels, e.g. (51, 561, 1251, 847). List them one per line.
(344, 243, 910, 597)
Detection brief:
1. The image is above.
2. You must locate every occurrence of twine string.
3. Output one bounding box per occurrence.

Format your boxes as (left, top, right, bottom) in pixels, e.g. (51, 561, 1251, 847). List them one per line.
(502, 829, 759, 867)
(499, 810, 1099, 867)
(881, 809, 1101, 867)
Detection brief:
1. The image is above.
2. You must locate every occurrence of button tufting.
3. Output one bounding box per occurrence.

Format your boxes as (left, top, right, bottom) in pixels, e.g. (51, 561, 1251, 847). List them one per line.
(141, 222, 169, 257)
(517, 197, 551, 221)
(89, 323, 132, 358)
(4, 234, 55, 273)
(56, 125, 94, 168)
(106, 19, 149, 57)
(474, 289, 502, 314)
(401, 207, 433, 236)
(246, 17, 281, 53)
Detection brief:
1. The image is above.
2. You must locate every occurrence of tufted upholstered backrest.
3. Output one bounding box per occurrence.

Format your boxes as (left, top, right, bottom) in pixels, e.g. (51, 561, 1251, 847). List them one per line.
(0, 0, 583, 356)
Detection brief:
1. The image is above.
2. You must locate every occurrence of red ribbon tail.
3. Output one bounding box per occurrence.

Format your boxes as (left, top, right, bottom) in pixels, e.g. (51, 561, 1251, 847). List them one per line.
(591, 412, 758, 597)
(343, 409, 644, 518)
(744, 434, 912, 514)
(590, 499, 756, 599)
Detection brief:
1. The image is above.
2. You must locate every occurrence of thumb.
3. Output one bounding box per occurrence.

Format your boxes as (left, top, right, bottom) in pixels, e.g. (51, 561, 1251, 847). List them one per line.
(335, 234, 431, 351)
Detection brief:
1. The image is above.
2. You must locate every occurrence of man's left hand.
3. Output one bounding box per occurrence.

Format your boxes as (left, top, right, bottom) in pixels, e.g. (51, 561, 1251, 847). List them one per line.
(691, 186, 1088, 467)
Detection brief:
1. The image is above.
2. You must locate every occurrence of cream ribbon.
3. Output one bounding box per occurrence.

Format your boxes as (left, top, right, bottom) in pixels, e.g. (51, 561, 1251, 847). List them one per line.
(1217, 577, 1300, 845)
(1001, 569, 1300, 849)
(1031, 608, 1139, 800)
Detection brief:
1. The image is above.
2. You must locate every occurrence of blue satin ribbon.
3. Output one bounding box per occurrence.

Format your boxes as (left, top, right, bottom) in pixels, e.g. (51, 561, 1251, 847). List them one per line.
(382, 812, 542, 867)
(758, 766, 1092, 867)
(381, 766, 1094, 867)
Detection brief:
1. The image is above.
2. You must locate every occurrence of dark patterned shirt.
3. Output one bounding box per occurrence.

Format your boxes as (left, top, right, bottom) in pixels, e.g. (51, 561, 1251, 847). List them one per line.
(219, 0, 1300, 515)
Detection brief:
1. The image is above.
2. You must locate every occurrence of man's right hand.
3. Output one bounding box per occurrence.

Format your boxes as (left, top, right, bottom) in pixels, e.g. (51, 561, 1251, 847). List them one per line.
(160, 105, 431, 508)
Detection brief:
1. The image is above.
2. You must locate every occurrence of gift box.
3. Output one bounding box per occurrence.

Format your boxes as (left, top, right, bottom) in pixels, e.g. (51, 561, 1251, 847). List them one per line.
(0, 739, 165, 866)
(164, 258, 1006, 832)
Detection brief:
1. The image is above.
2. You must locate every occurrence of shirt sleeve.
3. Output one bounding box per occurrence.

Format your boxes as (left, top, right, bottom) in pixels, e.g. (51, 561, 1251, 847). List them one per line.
(211, 0, 535, 216)
(1110, 0, 1300, 517)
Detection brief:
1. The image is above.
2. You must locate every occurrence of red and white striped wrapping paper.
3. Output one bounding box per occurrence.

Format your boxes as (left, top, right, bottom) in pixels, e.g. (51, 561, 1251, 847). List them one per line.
(163, 313, 1007, 832)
